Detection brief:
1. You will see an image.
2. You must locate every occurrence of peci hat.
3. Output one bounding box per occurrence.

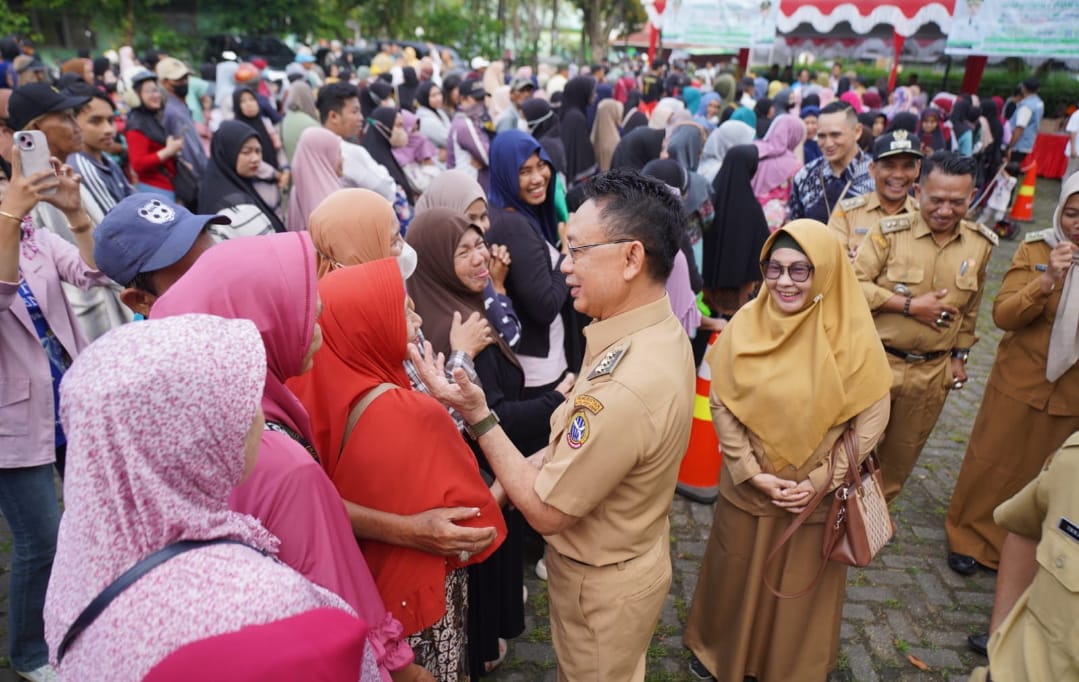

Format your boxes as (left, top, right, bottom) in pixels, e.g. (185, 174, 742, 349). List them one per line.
(510, 76, 535, 92)
(6, 83, 89, 130)
(872, 130, 923, 160)
(94, 194, 229, 286)
(155, 57, 191, 81)
(459, 78, 487, 100)
(1022, 77, 1040, 93)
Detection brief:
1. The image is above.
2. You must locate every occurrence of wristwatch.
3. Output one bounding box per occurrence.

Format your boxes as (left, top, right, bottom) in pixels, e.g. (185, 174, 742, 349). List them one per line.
(951, 348, 970, 362)
(465, 411, 500, 440)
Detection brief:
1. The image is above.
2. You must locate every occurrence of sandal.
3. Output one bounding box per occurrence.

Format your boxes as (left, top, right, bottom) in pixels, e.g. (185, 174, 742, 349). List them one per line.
(484, 638, 508, 673)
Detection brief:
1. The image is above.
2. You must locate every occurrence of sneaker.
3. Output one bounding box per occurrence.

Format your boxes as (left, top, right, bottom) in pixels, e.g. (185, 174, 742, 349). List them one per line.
(688, 653, 715, 680)
(535, 557, 548, 581)
(17, 665, 59, 682)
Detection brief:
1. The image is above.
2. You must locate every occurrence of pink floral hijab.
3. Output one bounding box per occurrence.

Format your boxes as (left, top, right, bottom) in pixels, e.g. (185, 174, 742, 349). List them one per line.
(151, 232, 319, 442)
(44, 315, 356, 678)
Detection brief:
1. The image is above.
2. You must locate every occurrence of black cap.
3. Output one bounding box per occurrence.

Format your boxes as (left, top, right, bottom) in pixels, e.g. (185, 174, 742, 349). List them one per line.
(7, 83, 90, 130)
(459, 78, 487, 100)
(872, 130, 922, 160)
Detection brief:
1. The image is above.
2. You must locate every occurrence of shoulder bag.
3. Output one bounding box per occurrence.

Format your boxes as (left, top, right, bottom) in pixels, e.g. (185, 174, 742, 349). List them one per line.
(763, 423, 894, 599)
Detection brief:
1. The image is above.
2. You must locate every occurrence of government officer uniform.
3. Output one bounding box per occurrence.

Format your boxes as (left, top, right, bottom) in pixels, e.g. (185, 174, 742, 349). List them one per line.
(827, 131, 921, 259)
(854, 210, 997, 502)
(968, 431, 1079, 682)
(828, 191, 919, 258)
(533, 295, 695, 681)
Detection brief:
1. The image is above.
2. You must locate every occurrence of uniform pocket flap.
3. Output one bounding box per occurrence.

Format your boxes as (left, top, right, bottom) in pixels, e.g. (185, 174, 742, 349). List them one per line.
(885, 264, 924, 284)
(1037, 527, 1079, 592)
(0, 379, 31, 408)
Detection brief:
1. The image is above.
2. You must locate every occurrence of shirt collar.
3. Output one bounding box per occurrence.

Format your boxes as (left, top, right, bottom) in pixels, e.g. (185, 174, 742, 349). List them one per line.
(583, 294, 672, 357)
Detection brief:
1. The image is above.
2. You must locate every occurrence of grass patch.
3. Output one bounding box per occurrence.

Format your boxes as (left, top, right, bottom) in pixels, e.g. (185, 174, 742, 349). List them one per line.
(647, 642, 669, 660)
(524, 624, 552, 643)
(654, 622, 679, 639)
(906, 565, 923, 576)
(884, 598, 902, 609)
(673, 595, 689, 623)
(836, 649, 850, 670)
(896, 639, 912, 655)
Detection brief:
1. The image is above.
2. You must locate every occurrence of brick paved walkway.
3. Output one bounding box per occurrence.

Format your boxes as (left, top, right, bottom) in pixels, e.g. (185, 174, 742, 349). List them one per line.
(0, 179, 1061, 682)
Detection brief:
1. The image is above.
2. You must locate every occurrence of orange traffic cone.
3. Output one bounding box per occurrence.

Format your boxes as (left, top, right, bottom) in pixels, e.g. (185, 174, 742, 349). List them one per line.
(1010, 160, 1037, 222)
(676, 331, 722, 504)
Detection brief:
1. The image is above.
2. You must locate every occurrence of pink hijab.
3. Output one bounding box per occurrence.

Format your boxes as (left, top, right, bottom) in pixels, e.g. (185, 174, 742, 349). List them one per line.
(839, 90, 864, 113)
(752, 114, 806, 198)
(288, 127, 344, 232)
(392, 109, 439, 167)
(44, 315, 366, 679)
(151, 233, 411, 679)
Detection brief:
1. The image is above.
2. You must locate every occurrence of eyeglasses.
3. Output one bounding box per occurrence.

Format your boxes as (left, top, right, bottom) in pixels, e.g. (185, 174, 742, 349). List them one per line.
(566, 239, 636, 259)
(760, 260, 814, 282)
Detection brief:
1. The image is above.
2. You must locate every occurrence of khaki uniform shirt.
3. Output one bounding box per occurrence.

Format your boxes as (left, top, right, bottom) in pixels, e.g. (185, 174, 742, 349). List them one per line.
(853, 215, 997, 353)
(827, 191, 919, 256)
(981, 432, 1079, 680)
(988, 231, 1079, 416)
(534, 295, 695, 566)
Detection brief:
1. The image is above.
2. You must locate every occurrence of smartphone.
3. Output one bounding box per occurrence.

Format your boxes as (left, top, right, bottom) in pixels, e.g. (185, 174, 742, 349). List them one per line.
(14, 130, 56, 195)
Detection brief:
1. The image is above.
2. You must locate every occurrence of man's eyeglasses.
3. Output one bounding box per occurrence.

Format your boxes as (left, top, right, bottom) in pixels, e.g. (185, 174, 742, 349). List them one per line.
(760, 260, 814, 282)
(566, 239, 635, 259)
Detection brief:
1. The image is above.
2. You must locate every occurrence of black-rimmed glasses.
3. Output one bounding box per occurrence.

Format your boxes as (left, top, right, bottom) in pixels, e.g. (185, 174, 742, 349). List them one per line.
(566, 239, 636, 259)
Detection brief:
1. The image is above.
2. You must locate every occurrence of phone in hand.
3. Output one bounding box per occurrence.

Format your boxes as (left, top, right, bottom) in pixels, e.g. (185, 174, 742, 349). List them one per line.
(14, 130, 56, 195)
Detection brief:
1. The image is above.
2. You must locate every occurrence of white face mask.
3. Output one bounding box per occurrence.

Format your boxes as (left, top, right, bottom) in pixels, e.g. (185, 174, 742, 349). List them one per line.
(397, 241, 418, 279)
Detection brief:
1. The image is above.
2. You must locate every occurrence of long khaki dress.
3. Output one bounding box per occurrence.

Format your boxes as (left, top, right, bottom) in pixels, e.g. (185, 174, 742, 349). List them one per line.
(945, 238, 1079, 569)
(685, 394, 890, 682)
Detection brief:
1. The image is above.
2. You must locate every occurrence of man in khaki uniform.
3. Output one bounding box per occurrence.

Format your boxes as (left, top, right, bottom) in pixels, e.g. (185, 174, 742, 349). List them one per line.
(854, 151, 997, 502)
(827, 130, 922, 260)
(969, 432, 1079, 681)
(413, 169, 695, 681)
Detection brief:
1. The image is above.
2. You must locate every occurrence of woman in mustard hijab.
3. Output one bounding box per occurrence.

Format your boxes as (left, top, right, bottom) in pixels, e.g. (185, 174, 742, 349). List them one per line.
(684, 220, 893, 681)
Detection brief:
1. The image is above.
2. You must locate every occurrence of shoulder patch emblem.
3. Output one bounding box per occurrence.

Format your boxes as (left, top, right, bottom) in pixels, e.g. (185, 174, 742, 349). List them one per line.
(573, 394, 604, 414)
(1025, 228, 1053, 243)
(587, 346, 628, 381)
(880, 216, 912, 234)
(566, 411, 590, 449)
(839, 195, 866, 211)
(972, 221, 1000, 246)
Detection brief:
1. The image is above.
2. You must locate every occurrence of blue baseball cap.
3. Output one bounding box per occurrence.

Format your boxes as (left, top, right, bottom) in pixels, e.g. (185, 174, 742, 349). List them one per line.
(94, 194, 229, 286)
(295, 54, 317, 64)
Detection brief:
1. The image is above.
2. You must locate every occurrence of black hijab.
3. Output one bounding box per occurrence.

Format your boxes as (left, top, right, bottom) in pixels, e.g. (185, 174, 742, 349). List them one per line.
(622, 89, 649, 133)
(416, 81, 438, 110)
(232, 86, 279, 170)
(951, 95, 977, 139)
(199, 120, 286, 233)
(610, 127, 664, 171)
(981, 99, 1004, 154)
(362, 106, 416, 205)
(361, 80, 394, 119)
(521, 98, 567, 176)
(702, 144, 768, 290)
(125, 79, 168, 145)
(754, 97, 773, 139)
(917, 108, 948, 152)
(559, 76, 597, 184)
(887, 112, 919, 134)
(397, 67, 419, 112)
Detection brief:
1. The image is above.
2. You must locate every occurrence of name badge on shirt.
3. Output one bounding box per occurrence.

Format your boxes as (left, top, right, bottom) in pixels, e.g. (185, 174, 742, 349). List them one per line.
(1035, 264, 1048, 272)
(1060, 517, 1079, 544)
(854, 227, 869, 235)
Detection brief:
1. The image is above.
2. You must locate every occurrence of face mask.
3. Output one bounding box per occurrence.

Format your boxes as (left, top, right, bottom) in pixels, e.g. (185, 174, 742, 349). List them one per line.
(173, 83, 189, 98)
(397, 241, 418, 279)
(390, 128, 409, 148)
(461, 100, 486, 119)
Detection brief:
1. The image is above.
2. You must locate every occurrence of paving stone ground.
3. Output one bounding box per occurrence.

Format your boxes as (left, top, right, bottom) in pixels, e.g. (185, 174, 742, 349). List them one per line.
(0, 178, 1061, 681)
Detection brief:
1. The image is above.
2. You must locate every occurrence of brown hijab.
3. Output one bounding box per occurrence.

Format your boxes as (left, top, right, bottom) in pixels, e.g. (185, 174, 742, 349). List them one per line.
(405, 208, 519, 369)
(308, 189, 400, 278)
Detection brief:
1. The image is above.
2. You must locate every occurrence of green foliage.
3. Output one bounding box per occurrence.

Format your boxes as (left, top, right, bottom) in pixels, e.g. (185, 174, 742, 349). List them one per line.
(412, 1, 503, 58)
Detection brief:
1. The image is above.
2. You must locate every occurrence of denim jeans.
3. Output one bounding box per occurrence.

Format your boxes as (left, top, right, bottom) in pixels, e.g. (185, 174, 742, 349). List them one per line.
(0, 464, 61, 671)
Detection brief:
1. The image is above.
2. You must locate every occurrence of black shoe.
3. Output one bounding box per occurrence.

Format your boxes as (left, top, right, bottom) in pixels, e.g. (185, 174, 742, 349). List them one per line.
(688, 653, 715, 680)
(948, 552, 980, 576)
(968, 632, 989, 656)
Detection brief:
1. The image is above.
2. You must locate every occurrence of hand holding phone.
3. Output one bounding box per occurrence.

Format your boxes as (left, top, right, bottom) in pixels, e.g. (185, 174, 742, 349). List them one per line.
(14, 130, 57, 196)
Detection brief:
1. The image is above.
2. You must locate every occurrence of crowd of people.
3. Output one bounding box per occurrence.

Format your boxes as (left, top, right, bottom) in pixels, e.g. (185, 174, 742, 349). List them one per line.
(0, 32, 1076, 682)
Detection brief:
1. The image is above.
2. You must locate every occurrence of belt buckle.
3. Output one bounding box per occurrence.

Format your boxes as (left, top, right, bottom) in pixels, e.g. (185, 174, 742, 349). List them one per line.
(904, 352, 928, 363)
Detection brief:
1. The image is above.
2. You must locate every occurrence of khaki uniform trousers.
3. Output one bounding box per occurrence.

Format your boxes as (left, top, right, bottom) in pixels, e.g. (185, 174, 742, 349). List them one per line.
(878, 354, 951, 503)
(545, 531, 672, 681)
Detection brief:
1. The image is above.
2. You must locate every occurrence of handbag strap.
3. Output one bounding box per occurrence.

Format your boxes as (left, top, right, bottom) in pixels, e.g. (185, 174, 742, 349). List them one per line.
(339, 383, 398, 456)
(762, 422, 858, 600)
(57, 538, 262, 663)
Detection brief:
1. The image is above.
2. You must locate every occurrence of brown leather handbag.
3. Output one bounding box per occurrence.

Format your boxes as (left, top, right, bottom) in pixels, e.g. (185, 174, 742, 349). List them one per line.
(763, 423, 894, 599)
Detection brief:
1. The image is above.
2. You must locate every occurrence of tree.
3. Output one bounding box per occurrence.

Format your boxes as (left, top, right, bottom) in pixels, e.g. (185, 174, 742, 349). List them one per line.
(572, 0, 645, 62)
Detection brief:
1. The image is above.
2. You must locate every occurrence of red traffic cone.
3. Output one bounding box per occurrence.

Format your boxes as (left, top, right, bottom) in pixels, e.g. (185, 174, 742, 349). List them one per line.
(676, 331, 722, 504)
(1010, 160, 1037, 222)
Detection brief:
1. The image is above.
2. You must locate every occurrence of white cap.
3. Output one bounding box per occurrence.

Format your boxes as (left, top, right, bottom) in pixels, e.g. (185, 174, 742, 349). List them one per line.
(221, 50, 238, 61)
(471, 56, 490, 70)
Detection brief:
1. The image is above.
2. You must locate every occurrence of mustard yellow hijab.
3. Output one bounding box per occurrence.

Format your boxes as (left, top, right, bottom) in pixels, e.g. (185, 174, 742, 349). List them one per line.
(308, 189, 400, 279)
(708, 219, 891, 469)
